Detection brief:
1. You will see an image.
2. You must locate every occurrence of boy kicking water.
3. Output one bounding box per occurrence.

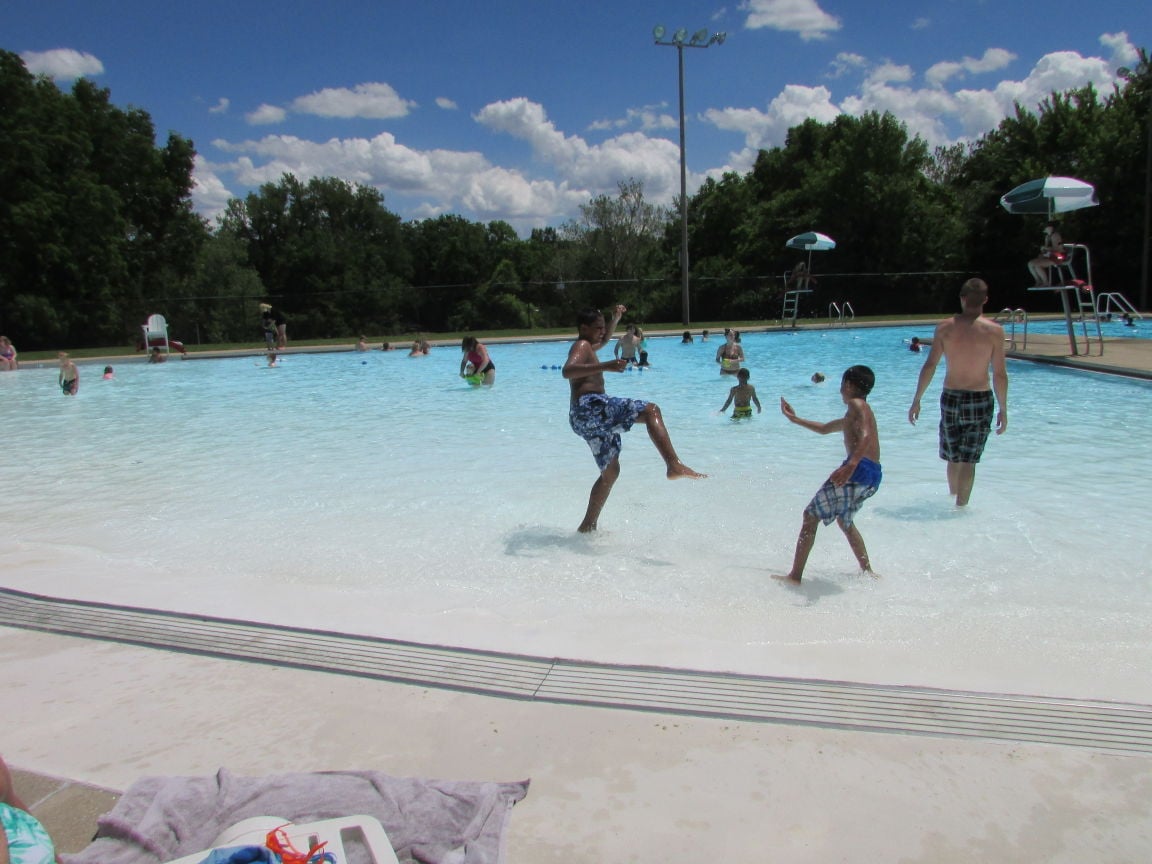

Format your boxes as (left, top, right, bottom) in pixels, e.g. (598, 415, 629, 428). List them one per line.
(774, 365, 881, 583)
(564, 304, 706, 532)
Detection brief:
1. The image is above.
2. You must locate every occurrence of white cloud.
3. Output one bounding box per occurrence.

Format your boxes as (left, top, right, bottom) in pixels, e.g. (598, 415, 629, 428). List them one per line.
(195, 34, 1139, 232)
(911, 17, 930, 30)
(741, 0, 840, 41)
(867, 63, 914, 86)
(827, 52, 867, 79)
(475, 98, 683, 197)
(436, 97, 458, 110)
(926, 48, 1016, 88)
(246, 104, 287, 125)
(705, 84, 840, 154)
(189, 155, 234, 223)
(208, 98, 230, 115)
(589, 103, 676, 132)
(1100, 32, 1139, 68)
(290, 82, 416, 119)
(20, 48, 103, 79)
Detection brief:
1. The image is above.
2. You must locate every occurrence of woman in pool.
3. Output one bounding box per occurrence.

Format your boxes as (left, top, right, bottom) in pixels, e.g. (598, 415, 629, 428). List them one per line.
(0, 336, 16, 371)
(460, 336, 495, 385)
(715, 328, 744, 375)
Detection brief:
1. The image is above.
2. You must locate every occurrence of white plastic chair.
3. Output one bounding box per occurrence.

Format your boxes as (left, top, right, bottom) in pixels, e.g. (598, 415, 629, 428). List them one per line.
(141, 313, 171, 354)
(164, 814, 400, 864)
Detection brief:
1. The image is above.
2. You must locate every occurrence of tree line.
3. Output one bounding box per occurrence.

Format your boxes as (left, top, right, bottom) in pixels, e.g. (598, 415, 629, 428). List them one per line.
(1, 47, 1148, 350)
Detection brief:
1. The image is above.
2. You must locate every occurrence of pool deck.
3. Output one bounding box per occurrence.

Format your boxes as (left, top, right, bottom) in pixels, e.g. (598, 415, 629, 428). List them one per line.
(5, 321, 1152, 863)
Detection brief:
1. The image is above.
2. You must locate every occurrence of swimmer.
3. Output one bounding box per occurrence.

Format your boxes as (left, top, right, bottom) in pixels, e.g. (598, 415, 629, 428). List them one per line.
(811, 372, 826, 384)
(460, 336, 496, 385)
(57, 352, 78, 395)
(356, 335, 370, 351)
(774, 365, 881, 584)
(909, 336, 922, 353)
(102, 365, 114, 380)
(681, 330, 693, 343)
(564, 304, 705, 532)
(715, 328, 744, 375)
(148, 346, 167, 364)
(0, 336, 16, 371)
(719, 368, 762, 419)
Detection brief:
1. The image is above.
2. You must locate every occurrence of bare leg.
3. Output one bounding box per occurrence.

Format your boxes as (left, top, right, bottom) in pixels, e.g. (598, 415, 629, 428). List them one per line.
(948, 461, 977, 506)
(773, 513, 819, 584)
(634, 403, 706, 479)
(837, 517, 876, 576)
(578, 459, 619, 533)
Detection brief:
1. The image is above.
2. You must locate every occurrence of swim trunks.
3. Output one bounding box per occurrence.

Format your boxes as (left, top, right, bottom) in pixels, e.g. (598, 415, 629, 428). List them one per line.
(0, 802, 56, 864)
(804, 457, 882, 527)
(939, 388, 995, 463)
(569, 392, 649, 471)
(733, 405, 753, 419)
(61, 378, 77, 395)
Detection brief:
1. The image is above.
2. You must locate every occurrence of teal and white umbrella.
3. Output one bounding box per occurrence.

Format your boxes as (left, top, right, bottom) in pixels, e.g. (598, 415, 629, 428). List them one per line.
(785, 231, 836, 273)
(1000, 176, 1098, 217)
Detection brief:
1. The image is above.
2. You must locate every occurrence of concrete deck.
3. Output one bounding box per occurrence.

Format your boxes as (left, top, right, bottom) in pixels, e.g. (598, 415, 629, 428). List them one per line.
(5, 324, 1152, 863)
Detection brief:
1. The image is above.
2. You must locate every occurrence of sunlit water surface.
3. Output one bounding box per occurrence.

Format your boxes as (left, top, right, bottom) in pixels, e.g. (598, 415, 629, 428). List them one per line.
(2, 323, 1149, 702)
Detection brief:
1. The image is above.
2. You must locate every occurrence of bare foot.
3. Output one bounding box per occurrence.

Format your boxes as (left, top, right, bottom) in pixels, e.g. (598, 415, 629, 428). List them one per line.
(862, 569, 880, 579)
(667, 462, 707, 479)
(771, 573, 802, 584)
(577, 522, 597, 533)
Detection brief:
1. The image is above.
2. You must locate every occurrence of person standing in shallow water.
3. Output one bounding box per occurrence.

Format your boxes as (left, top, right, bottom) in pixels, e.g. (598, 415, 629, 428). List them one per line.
(564, 304, 706, 533)
(908, 277, 1008, 507)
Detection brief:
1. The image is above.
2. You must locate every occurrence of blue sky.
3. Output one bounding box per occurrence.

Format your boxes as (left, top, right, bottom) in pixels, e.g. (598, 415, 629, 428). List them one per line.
(4, 1, 1146, 234)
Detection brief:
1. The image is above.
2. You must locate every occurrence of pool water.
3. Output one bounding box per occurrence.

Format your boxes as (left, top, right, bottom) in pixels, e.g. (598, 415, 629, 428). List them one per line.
(2, 326, 1150, 702)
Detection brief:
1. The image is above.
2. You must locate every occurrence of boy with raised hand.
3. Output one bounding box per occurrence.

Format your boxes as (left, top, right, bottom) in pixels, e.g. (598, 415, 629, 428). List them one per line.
(564, 304, 706, 533)
(774, 365, 881, 583)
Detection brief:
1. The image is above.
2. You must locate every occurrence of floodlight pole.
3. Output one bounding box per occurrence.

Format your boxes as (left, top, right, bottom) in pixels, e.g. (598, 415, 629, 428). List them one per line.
(654, 27, 725, 327)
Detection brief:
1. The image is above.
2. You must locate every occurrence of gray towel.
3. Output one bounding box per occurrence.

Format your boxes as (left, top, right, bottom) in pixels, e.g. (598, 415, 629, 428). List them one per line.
(64, 768, 528, 864)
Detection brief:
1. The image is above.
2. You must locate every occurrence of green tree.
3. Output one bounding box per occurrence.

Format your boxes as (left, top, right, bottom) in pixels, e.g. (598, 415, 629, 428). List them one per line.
(0, 50, 205, 348)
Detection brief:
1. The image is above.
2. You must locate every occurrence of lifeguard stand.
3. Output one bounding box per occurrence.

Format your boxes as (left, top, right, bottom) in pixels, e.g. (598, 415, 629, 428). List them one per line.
(1027, 243, 1102, 356)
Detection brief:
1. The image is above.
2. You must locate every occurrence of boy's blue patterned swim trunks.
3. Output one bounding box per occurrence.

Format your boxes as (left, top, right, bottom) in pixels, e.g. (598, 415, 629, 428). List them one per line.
(804, 457, 882, 527)
(939, 388, 994, 463)
(569, 393, 649, 471)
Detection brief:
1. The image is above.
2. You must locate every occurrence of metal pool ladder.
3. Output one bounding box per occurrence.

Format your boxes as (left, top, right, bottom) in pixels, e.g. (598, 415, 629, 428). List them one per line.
(997, 307, 1029, 350)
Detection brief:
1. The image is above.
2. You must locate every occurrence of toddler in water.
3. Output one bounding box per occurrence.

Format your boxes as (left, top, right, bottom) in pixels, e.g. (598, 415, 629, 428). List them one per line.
(102, 366, 114, 379)
(719, 368, 762, 419)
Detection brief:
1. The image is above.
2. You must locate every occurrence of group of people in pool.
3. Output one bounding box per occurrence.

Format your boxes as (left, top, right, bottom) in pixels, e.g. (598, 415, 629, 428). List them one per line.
(564, 277, 1008, 584)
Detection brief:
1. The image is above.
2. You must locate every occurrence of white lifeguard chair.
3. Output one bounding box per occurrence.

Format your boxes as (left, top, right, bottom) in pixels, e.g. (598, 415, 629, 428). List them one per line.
(141, 313, 171, 354)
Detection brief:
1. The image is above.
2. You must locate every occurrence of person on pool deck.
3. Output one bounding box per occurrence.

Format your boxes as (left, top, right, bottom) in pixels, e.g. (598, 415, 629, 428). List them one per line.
(57, 353, 78, 396)
(1, 754, 57, 864)
(564, 304, 706, 533)
(908, 277, 1008, 507)
(720, 368, 762, 419)
(459, 336, 496, 385)
(774, 365, 881, 584)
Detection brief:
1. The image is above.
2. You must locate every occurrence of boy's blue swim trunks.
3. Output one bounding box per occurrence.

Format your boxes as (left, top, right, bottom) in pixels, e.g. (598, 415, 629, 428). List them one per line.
(804, 457, 882, 527)
(569, 393, 649, 471)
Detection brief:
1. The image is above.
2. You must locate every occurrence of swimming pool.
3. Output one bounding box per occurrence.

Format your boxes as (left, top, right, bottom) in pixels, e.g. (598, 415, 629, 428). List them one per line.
(2, 326, 1149, 703)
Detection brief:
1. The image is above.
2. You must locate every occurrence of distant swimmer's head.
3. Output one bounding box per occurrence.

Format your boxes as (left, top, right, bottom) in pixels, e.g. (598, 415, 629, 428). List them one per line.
(811, 372, 825, 384)
(842, 365, 875, 397)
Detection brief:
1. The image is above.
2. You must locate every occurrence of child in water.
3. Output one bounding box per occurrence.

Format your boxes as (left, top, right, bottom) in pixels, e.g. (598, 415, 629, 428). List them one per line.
(774, 365, 881, 584)
(719, 368, 762, 419)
